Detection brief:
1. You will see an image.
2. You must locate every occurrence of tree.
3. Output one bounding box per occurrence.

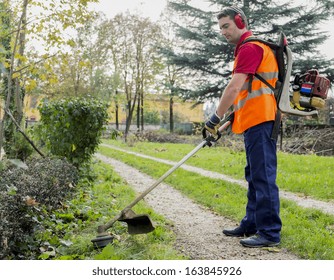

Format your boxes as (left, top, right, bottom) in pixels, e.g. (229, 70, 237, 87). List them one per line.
(132, 16, 162, 132)
(158, 4, 187, 133)
(0, 0, 98, 157)
(36, 19, 115, 99)
(97, 13, 163, 139)
(0, 0, 31, 159)
(165, 0, 334, 103)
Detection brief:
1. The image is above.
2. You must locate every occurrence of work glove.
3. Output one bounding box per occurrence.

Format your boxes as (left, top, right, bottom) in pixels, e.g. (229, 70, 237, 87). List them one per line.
(203, 112, 222, 136)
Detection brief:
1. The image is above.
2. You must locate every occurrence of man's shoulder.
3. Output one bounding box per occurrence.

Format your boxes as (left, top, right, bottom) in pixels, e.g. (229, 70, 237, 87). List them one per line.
(242, 37, 274, 52)
(238, 41, 263, 57)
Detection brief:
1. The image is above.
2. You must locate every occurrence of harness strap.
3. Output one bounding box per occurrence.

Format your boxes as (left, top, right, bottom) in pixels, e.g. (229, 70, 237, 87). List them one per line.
(251, 73, 281, 141)
(254, 73, 275, 92)
(271, 110, 281, 141)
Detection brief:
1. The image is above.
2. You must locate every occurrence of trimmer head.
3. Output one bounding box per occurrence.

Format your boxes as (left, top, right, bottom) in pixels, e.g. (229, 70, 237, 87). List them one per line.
(91, 234, 114, 249)
(91, 225, 115, 248)
(91, 209, 155, 249)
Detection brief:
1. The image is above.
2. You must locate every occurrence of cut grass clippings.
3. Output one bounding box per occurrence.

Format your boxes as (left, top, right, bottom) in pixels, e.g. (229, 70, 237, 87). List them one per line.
(102, 139, 334, 202)
(98, 144, 334, 260)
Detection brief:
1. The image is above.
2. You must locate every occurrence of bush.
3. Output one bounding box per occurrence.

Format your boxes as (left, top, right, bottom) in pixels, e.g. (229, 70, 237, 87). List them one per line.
(3, 130, 34, 161)
(144, 110, 160, 125)
(0, 157, 78, 259)
(37, 97, 109, 167)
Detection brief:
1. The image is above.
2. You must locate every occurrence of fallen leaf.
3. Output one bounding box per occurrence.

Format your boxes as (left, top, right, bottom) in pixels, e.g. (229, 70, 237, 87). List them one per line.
(262, 247, 281, 253)
(24, 196, 39, 206)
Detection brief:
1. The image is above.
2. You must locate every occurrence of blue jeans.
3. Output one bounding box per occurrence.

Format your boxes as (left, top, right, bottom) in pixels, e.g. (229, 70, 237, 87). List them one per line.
(240, 121, 282, 242)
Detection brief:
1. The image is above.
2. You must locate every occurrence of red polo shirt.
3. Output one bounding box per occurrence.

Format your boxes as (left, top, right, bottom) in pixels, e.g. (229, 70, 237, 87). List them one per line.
(233, 31, 263, 75)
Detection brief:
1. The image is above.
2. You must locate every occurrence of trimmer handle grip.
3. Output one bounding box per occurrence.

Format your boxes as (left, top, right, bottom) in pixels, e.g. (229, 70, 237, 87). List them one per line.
(202, 128, 222, 146)
(202, 112, 234, 147)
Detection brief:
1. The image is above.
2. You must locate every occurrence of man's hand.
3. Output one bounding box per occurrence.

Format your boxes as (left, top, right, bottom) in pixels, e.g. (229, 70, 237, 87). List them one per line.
(204, 112, 221, 136)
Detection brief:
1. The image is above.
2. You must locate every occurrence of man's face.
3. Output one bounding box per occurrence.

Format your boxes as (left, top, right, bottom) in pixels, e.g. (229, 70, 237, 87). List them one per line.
(218, 16, 242, 45)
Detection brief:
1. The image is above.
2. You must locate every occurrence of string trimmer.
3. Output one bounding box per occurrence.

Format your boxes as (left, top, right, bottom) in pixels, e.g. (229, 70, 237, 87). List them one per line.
(91, 114, 233, 248)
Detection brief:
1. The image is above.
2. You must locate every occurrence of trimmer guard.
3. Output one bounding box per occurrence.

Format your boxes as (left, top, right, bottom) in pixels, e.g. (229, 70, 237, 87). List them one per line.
(119, 209, 155, 234)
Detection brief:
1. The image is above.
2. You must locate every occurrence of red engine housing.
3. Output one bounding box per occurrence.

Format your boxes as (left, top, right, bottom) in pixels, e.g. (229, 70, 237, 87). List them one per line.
(302, 69, 330, 99)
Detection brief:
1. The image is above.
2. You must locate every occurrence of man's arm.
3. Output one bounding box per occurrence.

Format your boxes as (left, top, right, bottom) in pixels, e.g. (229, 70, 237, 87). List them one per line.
(203, 72, 248, 136)
(216, 72, 248, 118)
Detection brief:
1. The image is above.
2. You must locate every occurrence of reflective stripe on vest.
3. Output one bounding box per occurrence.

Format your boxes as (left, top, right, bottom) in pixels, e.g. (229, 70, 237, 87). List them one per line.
(232, 41, 278, 134)
(234, 71, 278, 111)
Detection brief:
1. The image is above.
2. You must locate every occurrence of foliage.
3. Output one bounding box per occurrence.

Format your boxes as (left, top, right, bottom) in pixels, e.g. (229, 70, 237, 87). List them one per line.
(97, 13, 163, 136)
(0, 0, 99, 163)
(0, 157, 78, 259)
(35, 21, 115, 99)
(3, 130, 33, 161)
(160, 109, 187, 124)
(165, 0, 334, 101)
(144, 110, 161, 125)
(58, 162, 186, 260)
(7, 161, 185, 260)
(37, 97, 109, 167)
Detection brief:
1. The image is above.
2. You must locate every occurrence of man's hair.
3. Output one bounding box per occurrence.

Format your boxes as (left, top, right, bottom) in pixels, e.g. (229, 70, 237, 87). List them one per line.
(216, 6, 248, 28)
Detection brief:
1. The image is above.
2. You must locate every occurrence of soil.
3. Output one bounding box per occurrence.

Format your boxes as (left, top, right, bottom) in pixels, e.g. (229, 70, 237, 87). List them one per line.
(96, 153, 303, 260)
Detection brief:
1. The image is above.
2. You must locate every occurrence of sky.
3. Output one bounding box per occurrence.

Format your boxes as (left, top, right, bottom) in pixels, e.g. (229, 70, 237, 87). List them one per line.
(89, 0, 334, 60)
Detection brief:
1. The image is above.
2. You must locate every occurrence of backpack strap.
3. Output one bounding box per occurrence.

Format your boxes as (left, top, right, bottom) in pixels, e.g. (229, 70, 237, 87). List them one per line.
(242, 33, 286, 85)
(242, 37, 279, 50)
(254, 73, 276, 92)
(254, 71, 281, 140)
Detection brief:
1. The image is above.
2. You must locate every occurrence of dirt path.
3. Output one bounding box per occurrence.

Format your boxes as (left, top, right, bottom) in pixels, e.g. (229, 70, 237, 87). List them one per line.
(95, 153, 299, 260)
(101, 144, 334, 216)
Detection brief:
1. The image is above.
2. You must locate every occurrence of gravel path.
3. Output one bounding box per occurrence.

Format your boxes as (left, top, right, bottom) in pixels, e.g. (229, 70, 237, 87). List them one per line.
(95, 153, 299, 260)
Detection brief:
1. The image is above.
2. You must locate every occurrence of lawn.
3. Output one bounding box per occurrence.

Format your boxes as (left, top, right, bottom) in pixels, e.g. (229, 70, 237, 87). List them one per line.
(102, 139, 334, 201)
(97, 139, 334, 260)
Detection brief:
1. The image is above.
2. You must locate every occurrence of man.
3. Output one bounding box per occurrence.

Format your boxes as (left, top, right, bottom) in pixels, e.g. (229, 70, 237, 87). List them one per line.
(204, 6, 282, 248)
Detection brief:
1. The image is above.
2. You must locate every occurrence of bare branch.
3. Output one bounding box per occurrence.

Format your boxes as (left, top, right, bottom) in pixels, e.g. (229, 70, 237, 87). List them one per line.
(1, 105, 45, 158)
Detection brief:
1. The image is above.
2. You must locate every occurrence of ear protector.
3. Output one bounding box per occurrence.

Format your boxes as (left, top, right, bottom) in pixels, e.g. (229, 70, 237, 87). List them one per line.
(234, 13, 245, 29)
(227, 7, 246, 29)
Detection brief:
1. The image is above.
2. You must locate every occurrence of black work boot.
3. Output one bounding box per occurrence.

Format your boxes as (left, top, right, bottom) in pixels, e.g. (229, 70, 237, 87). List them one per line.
(240, 235, 280, 248)
(223, 226, 256, 237)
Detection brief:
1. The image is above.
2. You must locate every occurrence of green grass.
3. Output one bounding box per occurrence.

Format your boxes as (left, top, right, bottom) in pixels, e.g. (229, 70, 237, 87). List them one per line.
(48, 161, 186, 260)
(98, 143, 334, 260)
(102, 139, 334, 202)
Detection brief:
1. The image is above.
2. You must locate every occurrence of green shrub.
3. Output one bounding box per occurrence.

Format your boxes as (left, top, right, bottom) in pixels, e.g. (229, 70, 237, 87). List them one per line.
(0, 157, 78, 259)
(3, 130, 33, 161)
(37, 97, 109, 167)
(144, 110, 160, 125)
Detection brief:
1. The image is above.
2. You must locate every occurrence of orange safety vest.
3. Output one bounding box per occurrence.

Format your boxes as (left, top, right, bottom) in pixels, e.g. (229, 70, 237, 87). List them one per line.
(232, 40, 278, 134)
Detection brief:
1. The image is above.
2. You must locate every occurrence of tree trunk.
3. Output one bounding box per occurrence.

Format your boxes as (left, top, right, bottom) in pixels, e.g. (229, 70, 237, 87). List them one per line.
(136, 92, 140, 132)
(124, 91, 137, 140)
(140, 82, 144, 132)
(0, 0, 28, 156)
(0, 1, 11, 154)
(115, 90, 119, 130)
(15, 0, 28, 124)
(169, 96, 174, 133)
